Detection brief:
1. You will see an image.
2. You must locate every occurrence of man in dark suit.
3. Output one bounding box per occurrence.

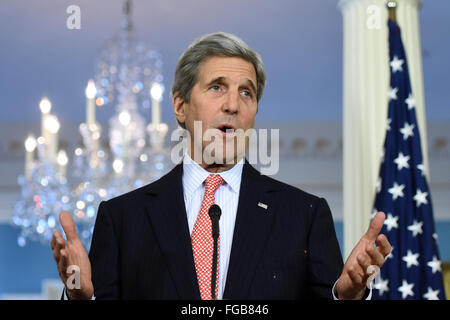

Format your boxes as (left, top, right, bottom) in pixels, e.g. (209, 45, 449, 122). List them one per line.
(51, 32, 391, 300)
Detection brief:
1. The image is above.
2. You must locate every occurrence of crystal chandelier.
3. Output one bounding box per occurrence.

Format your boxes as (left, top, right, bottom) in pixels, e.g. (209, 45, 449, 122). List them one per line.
(13, 0, 172, 249)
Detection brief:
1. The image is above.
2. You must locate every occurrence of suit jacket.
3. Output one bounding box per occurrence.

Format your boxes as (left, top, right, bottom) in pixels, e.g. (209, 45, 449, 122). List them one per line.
(88, 161, 344, 299)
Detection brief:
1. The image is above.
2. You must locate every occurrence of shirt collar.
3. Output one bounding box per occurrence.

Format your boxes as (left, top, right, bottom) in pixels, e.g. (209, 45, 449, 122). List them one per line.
(182, 153, 244, 195)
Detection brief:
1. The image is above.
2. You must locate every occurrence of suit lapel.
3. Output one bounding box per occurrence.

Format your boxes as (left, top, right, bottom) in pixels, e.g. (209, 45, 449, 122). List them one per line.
(223, 163, 278, 299)
(144, 164, 200, 299)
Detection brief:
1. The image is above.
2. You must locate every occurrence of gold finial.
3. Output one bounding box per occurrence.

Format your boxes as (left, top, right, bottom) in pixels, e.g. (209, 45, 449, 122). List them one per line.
(387, 1, 397, 22)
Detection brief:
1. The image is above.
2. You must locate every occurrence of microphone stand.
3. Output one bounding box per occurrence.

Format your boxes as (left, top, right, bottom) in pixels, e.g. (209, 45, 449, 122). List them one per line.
(211, 231, 219, 300)
(208, 204, 221, 300)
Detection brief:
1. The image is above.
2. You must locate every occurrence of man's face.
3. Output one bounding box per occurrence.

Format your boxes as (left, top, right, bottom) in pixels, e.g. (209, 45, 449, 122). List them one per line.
(173, 56, 258, 165)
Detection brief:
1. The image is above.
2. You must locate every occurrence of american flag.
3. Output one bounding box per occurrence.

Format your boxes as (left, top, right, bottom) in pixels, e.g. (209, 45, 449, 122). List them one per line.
(372, 19, 446, 300)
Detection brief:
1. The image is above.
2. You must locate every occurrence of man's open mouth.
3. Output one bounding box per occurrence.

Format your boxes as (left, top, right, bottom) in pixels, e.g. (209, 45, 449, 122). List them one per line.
(216, 124, 236, 136)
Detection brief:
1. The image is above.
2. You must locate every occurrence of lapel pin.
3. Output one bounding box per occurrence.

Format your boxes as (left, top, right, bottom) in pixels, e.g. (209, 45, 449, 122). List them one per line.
(257, 202, 268, 210)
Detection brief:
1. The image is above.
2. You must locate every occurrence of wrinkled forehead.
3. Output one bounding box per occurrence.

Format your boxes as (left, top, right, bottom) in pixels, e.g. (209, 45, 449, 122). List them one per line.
(197, 56, 257, 86)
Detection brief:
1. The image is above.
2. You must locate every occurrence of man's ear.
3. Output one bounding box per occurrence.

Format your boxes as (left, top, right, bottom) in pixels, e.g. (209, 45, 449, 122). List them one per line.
(172, 92, 186, 127)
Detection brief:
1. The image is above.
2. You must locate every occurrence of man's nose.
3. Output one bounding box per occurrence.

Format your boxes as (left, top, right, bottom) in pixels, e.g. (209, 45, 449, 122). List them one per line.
(222, 90, 240, 114)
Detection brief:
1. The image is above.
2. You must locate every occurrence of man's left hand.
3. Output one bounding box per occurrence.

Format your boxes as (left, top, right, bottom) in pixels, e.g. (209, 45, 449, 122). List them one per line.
(336, 212, 392, 300)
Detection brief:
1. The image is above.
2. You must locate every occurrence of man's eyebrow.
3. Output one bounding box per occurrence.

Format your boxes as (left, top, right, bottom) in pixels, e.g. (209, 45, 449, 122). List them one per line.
(205, 77, 257, 95)
(205, 77, 225, 87)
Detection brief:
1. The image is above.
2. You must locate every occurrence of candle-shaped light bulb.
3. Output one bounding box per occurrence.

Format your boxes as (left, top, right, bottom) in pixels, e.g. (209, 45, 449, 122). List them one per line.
(112, 159, 124, 174)
(39, 97, 52, 114)
(85, 80, 97, 125)
(40, 97, 52, 144)
(57, 150, 68, 166)
(25, 135, 37, 152)
(118, 110, 131, 126)
(57, 150, 68, 177)
(85, 80, 97, 99)
(150, 82, 163, 101)
(45, 115, 60, 134)
(45, 115, 60, 162)
(150, 82, 164, 128)
(24, 135, 37, 181)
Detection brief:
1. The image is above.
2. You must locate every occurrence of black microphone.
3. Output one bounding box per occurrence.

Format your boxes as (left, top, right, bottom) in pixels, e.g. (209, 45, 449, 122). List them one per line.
(209, 204, 221, 239)
(208, 204, 221, 300)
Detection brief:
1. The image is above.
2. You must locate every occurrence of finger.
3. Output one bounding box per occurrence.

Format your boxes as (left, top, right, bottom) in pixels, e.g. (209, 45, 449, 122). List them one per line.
(53, 245, 60, 262)
(366, 242, 385, 267)
(58, 249, 68, 280)
(51, 232, 57, 250)
(364, 211, 385, 242)
(51, 231, 63, 250)
(52, 236, 65, 262)
(59, 211, 79, 242)
(356, 255, 371, 282)
(347, 265, 364, 285)
(376, 234, 392, 257)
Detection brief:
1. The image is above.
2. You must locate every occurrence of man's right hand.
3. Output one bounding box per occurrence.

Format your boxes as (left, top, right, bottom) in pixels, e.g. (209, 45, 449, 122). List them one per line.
(51, 211, 94, 300)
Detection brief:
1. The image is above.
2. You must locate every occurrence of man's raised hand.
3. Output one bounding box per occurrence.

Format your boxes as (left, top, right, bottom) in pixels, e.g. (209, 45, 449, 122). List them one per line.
(50, 211, 94, 300)
(336, 211, 392, 300)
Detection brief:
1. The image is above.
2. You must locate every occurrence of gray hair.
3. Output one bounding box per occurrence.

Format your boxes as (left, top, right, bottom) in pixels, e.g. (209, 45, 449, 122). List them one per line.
(171, 32, 266, 104)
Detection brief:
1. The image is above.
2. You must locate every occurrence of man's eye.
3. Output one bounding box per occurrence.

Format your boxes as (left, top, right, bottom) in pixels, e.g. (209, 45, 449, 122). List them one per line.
(210, 85, 220, 91)
(241, 90, 252, 98)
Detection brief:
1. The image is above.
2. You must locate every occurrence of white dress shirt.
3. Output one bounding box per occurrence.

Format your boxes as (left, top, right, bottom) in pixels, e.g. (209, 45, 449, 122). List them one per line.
(182, 153, 244, 300)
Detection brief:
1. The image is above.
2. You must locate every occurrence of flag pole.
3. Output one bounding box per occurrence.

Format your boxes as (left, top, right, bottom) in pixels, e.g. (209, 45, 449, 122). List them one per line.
(387, 1, 397, 22)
